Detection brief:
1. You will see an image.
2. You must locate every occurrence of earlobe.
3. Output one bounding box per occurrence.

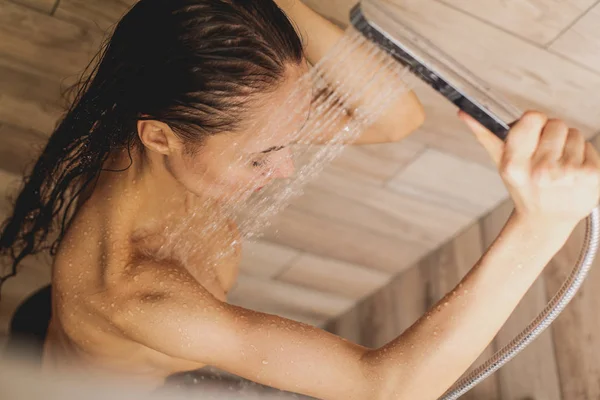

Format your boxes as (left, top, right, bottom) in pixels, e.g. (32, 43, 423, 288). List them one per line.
(137, 120, 175, 155)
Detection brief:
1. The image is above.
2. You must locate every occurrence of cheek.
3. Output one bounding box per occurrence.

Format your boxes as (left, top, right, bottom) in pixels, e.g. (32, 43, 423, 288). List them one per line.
(166, 155, 209, 190)
(171, 153, 260, 196)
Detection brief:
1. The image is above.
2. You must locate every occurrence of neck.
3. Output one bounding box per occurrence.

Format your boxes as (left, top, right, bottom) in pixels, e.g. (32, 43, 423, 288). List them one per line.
(94, 147, 225, 250)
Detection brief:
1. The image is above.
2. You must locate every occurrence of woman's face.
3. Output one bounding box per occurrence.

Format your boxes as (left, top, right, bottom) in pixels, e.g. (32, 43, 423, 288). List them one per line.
(168, 65, 313, 204)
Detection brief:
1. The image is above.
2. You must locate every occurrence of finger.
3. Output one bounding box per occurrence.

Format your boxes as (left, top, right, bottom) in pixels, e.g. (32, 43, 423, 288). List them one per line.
(532, 119, 569, 164)
(504, 111, 548, 164)
(458, 110, 503, 166)
(561, 129, 586, 166)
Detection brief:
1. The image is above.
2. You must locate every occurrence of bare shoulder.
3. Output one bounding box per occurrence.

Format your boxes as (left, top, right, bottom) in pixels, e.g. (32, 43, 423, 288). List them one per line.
(103, 257, 377, 400)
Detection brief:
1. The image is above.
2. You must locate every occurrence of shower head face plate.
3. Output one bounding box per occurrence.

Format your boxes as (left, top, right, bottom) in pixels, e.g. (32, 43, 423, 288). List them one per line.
(351, 1, 521, 140)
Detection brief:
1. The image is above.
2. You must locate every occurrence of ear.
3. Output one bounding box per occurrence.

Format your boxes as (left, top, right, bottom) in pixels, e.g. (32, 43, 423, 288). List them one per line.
(137, 120, 180, 155)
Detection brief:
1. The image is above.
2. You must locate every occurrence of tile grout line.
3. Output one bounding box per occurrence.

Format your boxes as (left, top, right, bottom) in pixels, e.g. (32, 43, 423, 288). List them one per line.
(272, 252, 303, 280)
(434, 0, 548, 49)
(545, 0, 600, 48)
(50, 0, 60, 16)
(434, 0, 600, 79)
(5, 0, 51, 16)
(381, 145, 429, 189)
(545, 46, 600, 77)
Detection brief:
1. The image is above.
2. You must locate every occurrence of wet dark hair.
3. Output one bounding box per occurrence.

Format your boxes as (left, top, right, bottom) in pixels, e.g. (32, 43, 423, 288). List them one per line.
(0, 0, 304, 292)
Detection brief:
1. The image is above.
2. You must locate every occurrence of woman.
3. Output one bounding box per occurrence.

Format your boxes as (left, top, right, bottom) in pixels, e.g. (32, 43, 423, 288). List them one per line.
(1, 0, 599, 399)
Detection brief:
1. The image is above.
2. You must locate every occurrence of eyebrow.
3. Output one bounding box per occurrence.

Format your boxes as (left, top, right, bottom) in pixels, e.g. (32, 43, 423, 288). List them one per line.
(260, 146, 286, 154)
(255, 93, 313, 154)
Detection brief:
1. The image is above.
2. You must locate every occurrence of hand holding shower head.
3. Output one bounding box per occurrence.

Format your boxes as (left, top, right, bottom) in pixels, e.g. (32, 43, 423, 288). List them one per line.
(349, 1, 599, 399)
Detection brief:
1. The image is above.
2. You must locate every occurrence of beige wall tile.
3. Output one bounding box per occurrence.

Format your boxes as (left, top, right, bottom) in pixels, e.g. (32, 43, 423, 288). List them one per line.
(0, 2, 99, 79)
(239, 240, 300, 279)
(437, 0, 597, 45)
(307, 169, 474, 245)
(264, 206, 428, 274)
(228, 274, 354, 321)
(550, 3, 600, 73)
(277, 253, 390, 300)
(387, 148, 507, 217)
(8, 0, 56, 14)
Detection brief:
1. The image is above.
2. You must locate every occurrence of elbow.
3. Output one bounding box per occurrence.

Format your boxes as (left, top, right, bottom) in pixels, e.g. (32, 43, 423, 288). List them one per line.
(393, 93, 426, 141)
(412, 97, 426, 131)
(359, 349, 406, 400)
(377, 91, 426, 143)
(359, 347, 423, 400)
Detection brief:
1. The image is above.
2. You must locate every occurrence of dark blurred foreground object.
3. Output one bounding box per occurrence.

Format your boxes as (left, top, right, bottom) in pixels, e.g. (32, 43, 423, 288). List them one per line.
(4, 285, 52, 363)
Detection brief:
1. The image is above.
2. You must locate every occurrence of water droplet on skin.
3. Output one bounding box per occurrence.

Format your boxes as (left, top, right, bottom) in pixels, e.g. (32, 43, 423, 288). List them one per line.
(262, 360, 269, 365)
(444, 302, 449, 307)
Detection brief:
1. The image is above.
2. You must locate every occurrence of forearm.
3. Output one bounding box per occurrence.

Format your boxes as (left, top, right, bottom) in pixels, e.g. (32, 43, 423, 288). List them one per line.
(364, 212, 576, 399)
(275, 0, 344, 65)
(275, 0, 425, 143)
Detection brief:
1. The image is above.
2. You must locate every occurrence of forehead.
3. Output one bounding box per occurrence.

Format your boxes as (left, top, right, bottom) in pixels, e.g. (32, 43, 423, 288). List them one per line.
(199, 64, 313, 156)
(240, 65, 313, 152)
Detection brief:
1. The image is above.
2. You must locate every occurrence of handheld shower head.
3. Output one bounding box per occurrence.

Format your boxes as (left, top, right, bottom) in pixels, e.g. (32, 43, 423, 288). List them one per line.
(350, 1, 521, 141)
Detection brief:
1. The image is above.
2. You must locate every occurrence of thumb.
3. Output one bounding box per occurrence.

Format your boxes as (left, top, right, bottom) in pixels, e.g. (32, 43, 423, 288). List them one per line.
(458, 110, 504, 167)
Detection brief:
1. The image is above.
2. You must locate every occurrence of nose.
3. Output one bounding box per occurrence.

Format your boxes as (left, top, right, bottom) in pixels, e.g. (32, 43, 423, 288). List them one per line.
(272, 148, 295, 179)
